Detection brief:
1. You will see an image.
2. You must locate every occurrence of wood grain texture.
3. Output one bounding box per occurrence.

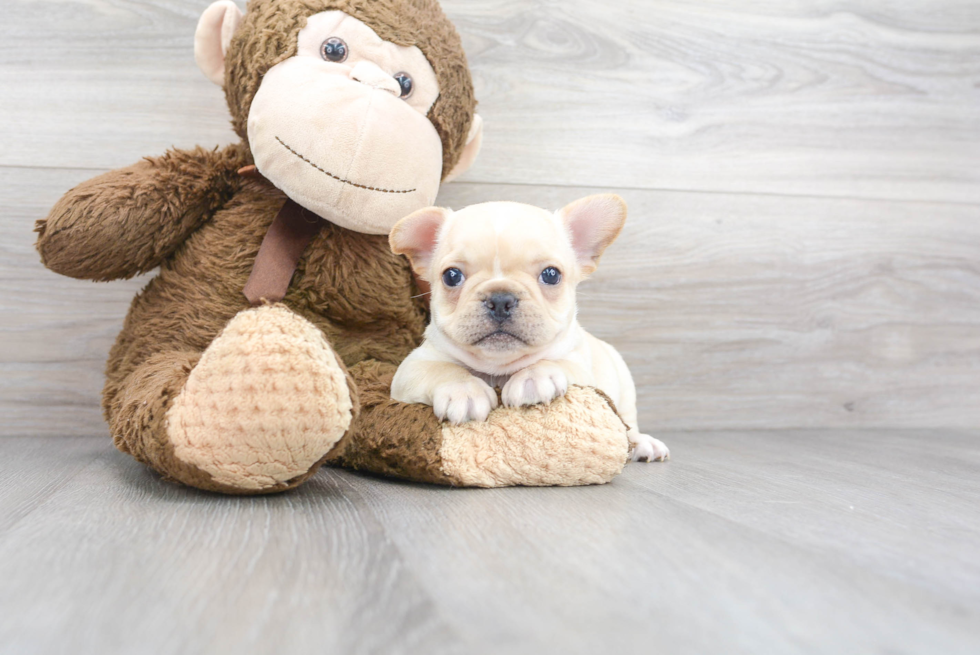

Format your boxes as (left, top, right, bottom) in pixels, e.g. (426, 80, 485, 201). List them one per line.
(5, 166, 978, 435)
(0, 166, 150, 437)
(0, 438, 462, 655)
(1, 1, 978, 202)
(449, 0, 980, 202)
(3, 2, 980, 653)
(0, 0, 980, 655)
(3, 1, 976, 431)
(1, 431, 978, 654)
(438, 184, 980, 430)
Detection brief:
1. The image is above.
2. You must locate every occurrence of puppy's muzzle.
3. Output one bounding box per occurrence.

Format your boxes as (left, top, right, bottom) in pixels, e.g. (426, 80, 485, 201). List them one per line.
(485, 292, 518, 323)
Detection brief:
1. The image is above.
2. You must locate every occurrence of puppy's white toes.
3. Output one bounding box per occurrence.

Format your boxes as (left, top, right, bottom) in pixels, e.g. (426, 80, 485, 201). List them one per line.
(483, 383, 500, 411)
(527, 376, 557, 405)
(502, 375, 547, 407)
(466, 393, 493, 422)
(433, 378, 497, 424)
(433, 392, 450, 421)
(500, 377, 521, 408)
(630, 434, 670, 463)
(445, 398, 471, 425)
(502, 363, 568, 407)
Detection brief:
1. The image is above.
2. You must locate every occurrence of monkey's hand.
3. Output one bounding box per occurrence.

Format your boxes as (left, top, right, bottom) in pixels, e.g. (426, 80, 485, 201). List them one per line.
(35, 143, 249, 281)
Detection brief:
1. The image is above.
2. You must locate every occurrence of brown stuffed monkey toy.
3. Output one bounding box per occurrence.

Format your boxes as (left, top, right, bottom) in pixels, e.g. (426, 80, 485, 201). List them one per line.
(35, 0, 630, 494)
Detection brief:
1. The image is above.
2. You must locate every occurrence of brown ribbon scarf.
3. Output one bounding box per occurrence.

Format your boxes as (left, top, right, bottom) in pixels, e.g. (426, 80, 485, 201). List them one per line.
(238, 166, 430, 308)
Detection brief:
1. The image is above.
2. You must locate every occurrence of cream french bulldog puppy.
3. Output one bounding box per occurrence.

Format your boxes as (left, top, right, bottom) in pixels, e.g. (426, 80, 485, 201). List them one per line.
(388, 194, 669, 462)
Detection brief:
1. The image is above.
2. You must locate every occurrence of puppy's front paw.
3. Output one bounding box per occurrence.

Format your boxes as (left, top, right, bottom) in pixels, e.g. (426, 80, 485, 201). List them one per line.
(630, 434, 670, 462)
(433, 377, 499, 424)
(502, 362, 569, 408)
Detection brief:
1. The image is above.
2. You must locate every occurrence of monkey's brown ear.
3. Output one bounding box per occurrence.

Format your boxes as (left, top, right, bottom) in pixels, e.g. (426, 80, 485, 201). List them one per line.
(194, 0, 243, 86)
(442, 115, 484, 183)
(558, 194, 628, 275)
(389, 207, 452, 279)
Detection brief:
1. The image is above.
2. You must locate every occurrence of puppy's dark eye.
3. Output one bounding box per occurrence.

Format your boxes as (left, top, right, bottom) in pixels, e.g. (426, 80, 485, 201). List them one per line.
(539, 266, 562, 285)
(321, 37, 348, 63)
(394, 72, 414, 99)
(442, 267, 464, 287)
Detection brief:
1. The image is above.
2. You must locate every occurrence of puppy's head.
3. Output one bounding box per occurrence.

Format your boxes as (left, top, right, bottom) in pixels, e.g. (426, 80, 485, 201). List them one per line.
(390, 194, 626, 371)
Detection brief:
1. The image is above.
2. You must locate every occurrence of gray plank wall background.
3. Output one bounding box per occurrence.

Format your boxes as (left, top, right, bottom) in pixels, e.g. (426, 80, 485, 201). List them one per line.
(1, 0, 978, 437)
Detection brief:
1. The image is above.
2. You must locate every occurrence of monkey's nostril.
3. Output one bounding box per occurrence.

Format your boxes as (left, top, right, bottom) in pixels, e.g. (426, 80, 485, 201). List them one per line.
(349, 61, 401, 96)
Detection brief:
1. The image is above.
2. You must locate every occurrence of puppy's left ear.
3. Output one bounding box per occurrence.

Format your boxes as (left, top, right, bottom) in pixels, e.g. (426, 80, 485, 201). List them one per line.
(558, 194, 627, 275)
(390, 206, 452, 279)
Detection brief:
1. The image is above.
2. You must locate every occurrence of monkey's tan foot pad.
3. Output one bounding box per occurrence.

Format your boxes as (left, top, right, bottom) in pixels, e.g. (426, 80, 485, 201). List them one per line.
(440, 386, 630, 487)
(167, 305, 353, 491)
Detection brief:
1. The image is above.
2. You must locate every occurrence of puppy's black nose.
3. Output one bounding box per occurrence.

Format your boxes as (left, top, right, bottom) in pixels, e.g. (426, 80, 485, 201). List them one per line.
(485, 292, 518, 322)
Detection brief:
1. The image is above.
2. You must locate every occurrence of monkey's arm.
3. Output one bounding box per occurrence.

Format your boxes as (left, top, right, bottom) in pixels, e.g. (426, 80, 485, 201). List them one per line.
(35, 144, 249, 281)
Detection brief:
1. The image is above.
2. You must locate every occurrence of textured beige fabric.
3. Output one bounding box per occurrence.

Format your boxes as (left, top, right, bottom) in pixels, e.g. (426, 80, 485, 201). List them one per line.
(167, 305, 353, 490)
(439, 386, 629, 487)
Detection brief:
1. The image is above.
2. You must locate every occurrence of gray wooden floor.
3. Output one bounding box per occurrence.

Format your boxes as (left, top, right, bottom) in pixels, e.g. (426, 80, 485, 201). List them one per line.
(2, 0, 979, 653)
(2, 430, 979, 654)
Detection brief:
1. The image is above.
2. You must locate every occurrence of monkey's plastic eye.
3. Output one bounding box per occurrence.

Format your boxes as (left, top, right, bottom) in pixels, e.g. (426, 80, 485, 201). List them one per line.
(321, 37, 348, 63)
(539, 267, 562, 285)
(442, 267, 464, 287)
(394, 72, 414, 99)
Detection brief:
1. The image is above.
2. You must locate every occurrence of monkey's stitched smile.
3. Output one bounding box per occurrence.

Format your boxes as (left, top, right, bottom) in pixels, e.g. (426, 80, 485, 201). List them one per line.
(275, 136, 416, 194)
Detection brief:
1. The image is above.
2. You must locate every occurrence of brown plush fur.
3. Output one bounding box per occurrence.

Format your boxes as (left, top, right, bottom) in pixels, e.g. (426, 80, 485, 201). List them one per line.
(333, 360, 452, 485)
(35, 0, 628, 493)
(36, 145, 249, 281)
(95, 171, 427, 490)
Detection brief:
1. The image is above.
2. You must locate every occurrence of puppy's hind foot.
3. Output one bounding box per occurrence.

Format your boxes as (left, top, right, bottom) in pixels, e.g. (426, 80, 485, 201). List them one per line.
(630, 433, 669, 462)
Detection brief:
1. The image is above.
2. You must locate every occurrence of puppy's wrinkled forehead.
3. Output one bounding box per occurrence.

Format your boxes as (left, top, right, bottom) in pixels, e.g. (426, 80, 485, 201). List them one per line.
(439, 201, 571, 267)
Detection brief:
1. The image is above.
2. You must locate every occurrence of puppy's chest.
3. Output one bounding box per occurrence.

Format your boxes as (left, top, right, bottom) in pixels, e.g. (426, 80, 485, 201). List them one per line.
(471, 371, 513, 389)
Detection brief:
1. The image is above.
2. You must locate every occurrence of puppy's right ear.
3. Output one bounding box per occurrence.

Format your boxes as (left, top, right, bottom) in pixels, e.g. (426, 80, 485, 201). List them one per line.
(195, 1, 243, 86)
(558, 194, 627, 275)
(389, 207, 451, 279)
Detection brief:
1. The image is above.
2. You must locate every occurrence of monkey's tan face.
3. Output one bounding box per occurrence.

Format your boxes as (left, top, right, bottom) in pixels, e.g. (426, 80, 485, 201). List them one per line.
(247, 11, 444, 234)
(426, 202, 582, 370)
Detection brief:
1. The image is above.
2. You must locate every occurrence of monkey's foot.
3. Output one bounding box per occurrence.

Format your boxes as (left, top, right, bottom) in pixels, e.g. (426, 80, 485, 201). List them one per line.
(167, 305, 353, 491)
(441, 387, 629, 486)
(339, 369, 630, 487)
